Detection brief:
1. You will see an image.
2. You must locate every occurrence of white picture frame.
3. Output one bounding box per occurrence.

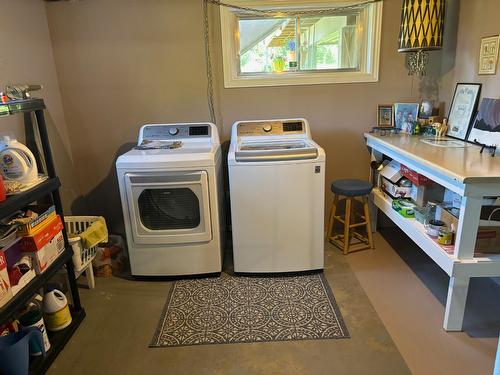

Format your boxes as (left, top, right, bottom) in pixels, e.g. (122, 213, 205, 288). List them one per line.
(478, 35, 500, 75)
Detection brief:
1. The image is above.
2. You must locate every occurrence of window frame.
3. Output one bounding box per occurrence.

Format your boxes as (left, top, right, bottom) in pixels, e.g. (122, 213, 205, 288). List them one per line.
(219, 0, 383, 88)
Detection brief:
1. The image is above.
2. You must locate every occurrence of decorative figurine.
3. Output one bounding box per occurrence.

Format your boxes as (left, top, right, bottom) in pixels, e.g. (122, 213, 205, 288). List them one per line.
(433, 118, 448, 138)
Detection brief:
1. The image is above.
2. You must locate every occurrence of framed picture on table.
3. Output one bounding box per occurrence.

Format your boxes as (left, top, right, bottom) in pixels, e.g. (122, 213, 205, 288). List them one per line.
(377, 105, 393, 127)
(394, 103, 419, 133)
(467, 98, 500, 146)
(418, 99, 435, 120)
(446, 83, 482, 140)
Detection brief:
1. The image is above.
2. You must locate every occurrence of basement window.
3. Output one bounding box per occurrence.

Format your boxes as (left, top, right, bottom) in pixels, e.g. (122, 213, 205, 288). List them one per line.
(220, 1, 383, 88)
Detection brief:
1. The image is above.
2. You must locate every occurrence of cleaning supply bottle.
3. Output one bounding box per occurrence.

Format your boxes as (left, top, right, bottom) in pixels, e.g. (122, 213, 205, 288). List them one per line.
(18, 308, 51, 355)
(0, 136, 38, 185)
(42, 289, 72, 332)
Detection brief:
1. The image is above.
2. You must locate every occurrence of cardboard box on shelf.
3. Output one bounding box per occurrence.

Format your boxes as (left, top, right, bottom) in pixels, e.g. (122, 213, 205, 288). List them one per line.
(475, 227, 500, 255)
(400, 164, 433, 186)
(436, 205, 460, 230)
(0, 250, 12, 308)
(380, 177, 412, 199)
(411, 183, 445, 207)
(25, 230, 65, 274)
(19, 215, 64, 252)
(392, 199, 416, 218)
(380, 160, 403, 183)
(475, 212, 500, 254)
(2, 238, 36, 295)
(443, 188, 462, 209)
(15, 205, 56, 236)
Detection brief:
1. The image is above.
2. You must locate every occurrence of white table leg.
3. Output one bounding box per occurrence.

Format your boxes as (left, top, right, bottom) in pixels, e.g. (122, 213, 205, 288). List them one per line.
(454, 195, 482, 259)
(369, 149, 383, 232)
(443, 275, 470, 331)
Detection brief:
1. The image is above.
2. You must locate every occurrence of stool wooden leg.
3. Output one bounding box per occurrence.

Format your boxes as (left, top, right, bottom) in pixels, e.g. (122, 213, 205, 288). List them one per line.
(326, 194, 338, 241)
(343, 197, 352, 255)
(363, 196, 374, 249)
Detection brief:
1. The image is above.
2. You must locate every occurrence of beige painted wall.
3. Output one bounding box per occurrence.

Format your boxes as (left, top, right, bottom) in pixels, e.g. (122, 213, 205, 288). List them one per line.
(45, 0, 426, 232)
(0, 0, 80, 212)
(440, 0, 500, 112)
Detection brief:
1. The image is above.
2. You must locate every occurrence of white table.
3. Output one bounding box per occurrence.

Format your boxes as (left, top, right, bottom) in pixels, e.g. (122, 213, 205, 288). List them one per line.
(365, 133, 500, 331)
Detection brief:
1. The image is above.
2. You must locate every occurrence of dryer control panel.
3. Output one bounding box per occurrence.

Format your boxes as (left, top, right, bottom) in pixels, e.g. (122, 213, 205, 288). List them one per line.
(139, 123, 212, 143)
(236, 120, 306, 137)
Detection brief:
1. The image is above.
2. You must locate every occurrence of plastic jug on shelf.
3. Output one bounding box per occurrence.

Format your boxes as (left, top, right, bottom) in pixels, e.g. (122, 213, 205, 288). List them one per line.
(42, 289, 72, 331)
(0, 136, 38, 185)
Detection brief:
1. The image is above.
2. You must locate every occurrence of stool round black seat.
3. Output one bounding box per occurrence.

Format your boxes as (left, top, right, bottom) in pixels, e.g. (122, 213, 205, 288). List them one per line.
(331, 179, 373, 197)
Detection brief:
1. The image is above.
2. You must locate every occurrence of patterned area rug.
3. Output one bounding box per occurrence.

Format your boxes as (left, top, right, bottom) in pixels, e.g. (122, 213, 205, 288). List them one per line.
(150, 273, 349, 347)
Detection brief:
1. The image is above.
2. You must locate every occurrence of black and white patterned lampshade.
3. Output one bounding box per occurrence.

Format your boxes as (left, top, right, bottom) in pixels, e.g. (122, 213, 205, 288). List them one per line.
(398, 0, 446, 52)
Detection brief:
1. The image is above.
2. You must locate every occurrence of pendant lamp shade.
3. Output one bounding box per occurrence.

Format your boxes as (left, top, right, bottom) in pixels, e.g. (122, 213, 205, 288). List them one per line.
(398, 0, 445, 52)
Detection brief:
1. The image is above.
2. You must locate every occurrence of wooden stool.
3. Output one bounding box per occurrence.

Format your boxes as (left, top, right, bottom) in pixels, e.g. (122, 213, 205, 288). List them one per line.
(326, 179, 374, 254)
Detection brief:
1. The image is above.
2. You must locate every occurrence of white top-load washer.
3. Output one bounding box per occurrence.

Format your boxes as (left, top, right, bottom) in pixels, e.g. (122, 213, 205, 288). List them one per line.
(116, 123, 224, 276)
(228, 118, 325, 273)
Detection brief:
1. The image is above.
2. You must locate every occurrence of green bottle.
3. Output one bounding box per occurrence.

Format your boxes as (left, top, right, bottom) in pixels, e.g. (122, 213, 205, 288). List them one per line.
(413, 122, 421, 135)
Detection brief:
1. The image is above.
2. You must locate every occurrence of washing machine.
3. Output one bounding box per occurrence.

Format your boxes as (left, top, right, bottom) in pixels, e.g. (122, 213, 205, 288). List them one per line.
(116, 123, 224, 276)
(228, 118, 325, 273)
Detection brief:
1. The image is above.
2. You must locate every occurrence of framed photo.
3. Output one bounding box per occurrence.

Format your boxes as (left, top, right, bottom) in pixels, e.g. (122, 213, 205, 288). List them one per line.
(467, 98, 500, 146)
(377, 105, 393, 127)
(394, 103, 419, 134)
(418, 99, 434, 120)
(478, 35, 499, 75)
(446, 83, 482, 140)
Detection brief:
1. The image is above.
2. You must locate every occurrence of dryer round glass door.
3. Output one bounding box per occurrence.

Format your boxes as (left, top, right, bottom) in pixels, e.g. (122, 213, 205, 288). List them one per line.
(125, 171, 212, 244)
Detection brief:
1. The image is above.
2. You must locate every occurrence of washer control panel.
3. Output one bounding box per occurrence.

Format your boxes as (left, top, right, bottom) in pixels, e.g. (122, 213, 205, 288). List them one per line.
(237, 120, 305, 136)
(141, 124, 211, 141)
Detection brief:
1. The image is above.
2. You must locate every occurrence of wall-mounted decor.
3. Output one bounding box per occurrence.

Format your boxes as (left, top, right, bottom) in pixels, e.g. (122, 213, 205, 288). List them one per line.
(398, 0, 446, 75)
(377, 105, 393, 127)
(418, 99, 435, 119)
(478, 35, 499, 75)
(394, 103, 419, 133)
(446, 83, 482, 140)
(467, 98, 500, 146)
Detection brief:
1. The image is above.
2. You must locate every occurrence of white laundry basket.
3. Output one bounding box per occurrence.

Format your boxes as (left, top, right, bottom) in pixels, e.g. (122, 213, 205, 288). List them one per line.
(64, 216, 102, 289)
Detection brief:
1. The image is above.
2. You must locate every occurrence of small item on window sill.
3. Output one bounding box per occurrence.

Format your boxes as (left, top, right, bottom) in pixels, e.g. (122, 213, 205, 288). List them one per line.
(0, 92, 8, 104)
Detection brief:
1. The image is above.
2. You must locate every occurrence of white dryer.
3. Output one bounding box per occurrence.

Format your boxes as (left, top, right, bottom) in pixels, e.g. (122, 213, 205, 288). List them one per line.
(228, 118, 325, 273)
(116, 123, 224, 276)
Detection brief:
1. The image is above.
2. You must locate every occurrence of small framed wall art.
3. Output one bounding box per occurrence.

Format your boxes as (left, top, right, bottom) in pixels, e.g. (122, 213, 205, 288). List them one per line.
(446, 83, 482, 140)
(478, 35, 500, 75)
(377, 105, 393, 127)
(394, 103, 419, 134)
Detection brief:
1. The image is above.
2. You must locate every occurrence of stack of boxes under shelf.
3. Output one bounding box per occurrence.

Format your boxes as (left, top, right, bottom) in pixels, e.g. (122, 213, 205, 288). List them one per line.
(0, 205, 65, 309)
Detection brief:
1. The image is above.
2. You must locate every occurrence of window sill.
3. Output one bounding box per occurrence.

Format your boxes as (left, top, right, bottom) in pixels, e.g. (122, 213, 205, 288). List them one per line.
(223, 70, 380, 88)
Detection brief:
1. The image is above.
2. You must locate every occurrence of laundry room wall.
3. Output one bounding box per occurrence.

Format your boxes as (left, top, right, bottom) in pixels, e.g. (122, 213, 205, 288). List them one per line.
(439, 0, 500, 113)
(0, 0, 80, 212)
(45, 0, 442, 232)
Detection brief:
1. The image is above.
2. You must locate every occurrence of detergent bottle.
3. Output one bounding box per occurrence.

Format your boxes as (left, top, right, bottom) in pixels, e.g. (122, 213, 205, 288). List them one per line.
(42, 289, 72, 331)
(0, 136, 38, 185)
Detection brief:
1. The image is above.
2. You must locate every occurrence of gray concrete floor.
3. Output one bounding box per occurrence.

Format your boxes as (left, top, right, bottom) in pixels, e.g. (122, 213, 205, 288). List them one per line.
(48, 239, 410, 375)
(347, 227, 500, 375)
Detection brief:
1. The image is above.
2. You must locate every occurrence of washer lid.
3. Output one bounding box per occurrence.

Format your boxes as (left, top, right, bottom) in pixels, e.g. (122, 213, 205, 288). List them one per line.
(235, 139, 318, 162)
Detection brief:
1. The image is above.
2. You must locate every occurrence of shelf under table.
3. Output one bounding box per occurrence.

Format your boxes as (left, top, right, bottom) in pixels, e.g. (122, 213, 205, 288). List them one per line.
(372, 189, 500, 278)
